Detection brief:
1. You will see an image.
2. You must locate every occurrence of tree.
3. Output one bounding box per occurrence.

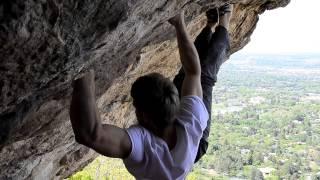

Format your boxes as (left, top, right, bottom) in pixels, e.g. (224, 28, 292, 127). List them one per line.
(251, 168, 264, 180)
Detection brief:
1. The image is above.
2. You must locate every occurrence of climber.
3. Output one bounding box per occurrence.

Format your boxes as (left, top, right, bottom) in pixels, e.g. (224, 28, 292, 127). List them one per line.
(173, 4, 233, 162)
(69, 4, 232, 179)
(69, 11, 204, 179)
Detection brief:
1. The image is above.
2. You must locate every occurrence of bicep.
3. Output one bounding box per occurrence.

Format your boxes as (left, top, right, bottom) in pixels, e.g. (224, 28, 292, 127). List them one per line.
(88, 124, 131, 159)
(181, 74, 202, 98)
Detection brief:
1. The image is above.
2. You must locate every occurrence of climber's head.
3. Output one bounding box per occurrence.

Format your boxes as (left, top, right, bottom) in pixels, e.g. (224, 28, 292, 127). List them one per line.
(131, 73, 180, 134)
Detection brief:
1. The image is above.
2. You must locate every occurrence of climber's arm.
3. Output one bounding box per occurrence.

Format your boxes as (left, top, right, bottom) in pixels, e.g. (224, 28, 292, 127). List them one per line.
(169, 11, 202, 98)
(69, 71, 131, 158)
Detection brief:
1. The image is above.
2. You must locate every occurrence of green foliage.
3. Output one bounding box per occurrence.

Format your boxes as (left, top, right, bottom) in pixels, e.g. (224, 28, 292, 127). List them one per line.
(194, 54, 320, 178)
(69, 171, 93, 180)
(68, 157, 134, 180)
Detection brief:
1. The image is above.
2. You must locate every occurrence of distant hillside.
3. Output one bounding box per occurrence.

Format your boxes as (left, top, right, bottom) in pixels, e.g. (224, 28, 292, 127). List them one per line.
(229, 53, 320, 70)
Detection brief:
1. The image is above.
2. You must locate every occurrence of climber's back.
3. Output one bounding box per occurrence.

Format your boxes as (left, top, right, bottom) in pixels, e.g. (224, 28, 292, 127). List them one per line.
(123, 95, 208, 179)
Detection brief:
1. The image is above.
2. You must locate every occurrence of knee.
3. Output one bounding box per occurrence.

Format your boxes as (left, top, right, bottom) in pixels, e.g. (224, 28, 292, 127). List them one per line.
(201, 76, 216, 87)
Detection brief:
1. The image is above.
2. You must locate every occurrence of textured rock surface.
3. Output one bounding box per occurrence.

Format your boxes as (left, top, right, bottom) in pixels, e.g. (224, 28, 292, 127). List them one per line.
(0, 0, 290, 179)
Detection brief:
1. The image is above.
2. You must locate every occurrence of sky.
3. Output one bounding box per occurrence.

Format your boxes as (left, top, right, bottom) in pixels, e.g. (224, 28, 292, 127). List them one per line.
(241, 0, 320, 54)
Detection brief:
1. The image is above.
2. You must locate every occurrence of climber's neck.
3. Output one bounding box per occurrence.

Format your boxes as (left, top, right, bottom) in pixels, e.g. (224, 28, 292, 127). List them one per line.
(160, 125, 177, 150)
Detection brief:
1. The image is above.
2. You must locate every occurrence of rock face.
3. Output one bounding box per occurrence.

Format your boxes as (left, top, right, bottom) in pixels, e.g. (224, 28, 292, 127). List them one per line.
(0, 0, 290, 179)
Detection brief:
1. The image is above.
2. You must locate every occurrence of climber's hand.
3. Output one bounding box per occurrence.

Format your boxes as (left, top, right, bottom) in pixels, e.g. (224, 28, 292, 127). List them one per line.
(72, 70, 95, 96)
(168, 10, 184, 26)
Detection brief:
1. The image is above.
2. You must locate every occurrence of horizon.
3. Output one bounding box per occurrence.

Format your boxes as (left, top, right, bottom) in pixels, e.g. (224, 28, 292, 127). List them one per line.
(237, 51, 320, 55)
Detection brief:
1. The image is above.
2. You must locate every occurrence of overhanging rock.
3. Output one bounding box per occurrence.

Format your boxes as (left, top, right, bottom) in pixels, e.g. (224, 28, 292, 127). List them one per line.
(0, 0, 290, 179)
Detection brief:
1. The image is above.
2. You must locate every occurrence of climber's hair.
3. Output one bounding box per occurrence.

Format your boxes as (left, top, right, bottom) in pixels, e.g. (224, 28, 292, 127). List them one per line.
(131, 73, 180, 130)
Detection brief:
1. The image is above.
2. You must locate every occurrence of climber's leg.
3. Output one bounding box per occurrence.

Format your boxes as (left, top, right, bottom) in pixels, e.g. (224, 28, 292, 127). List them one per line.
(194, 4, 233, 163)
(194, 25, 214, 61)
(200, 25, 230, 86)
(200, 4, 233, 86)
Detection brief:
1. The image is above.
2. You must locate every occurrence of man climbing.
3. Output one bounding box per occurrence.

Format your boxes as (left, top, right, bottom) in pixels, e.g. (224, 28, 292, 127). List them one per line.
(69, 4, 232, 179)
(173, 4, 233, 162)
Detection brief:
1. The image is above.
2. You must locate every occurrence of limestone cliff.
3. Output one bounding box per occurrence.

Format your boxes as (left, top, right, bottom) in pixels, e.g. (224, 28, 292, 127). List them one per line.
(0, 0, 290, 179)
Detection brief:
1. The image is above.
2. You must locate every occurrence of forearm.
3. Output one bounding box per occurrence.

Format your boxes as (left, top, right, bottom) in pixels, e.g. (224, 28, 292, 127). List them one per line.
(174, 18, 201, 75)
(70, 78, 101, 144)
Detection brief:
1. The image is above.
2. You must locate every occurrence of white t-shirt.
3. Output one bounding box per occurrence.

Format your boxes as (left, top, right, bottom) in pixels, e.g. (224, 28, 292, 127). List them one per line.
(123, 96, 209, 180)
